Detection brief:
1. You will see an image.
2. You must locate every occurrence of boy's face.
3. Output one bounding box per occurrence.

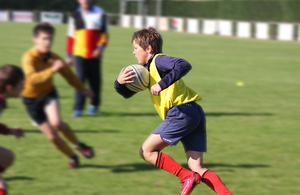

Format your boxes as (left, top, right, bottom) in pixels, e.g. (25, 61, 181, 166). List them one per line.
(78, 0, 92, 9)
(6, 80, 24, 98)
(33, 32, 53, 53)
(132, 41, 152, 65)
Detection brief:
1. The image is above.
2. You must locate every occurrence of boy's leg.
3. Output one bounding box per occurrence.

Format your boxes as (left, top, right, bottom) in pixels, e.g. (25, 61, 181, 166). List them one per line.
(0, 175, 7, 195)
(74, 56, 87, 111)
(45, 101, 94, 158)
(140, 134, 193, 182)
(186, 150, 232, 195)
(0, 147, 15, 195)
(86, 59, 101, 109)
(0, 147, 14, 172)
(45, 102, 79, 145)
(38, 122, 74, 158)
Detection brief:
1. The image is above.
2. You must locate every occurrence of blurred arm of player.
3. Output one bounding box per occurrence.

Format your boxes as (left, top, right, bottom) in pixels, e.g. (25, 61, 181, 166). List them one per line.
(9, 127, 24, 139)
(117, 68, 135, 84)
(54, 59, 94, 98)
(93, 13, 109, 59)
(66, 16, 75, 66)
(0, 124, 24, 139)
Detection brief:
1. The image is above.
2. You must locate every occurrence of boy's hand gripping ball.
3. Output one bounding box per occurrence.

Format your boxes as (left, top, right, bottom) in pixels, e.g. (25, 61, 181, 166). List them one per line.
(125, 65, 150, 92)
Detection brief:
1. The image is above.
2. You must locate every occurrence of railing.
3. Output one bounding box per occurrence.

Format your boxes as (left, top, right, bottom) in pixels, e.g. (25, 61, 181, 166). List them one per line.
(0, 10, 299, 42)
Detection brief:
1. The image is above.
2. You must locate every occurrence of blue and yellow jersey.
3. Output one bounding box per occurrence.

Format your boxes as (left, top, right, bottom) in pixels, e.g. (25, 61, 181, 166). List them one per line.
(66, 5, 109, 59)
(149, 54, 202, 120)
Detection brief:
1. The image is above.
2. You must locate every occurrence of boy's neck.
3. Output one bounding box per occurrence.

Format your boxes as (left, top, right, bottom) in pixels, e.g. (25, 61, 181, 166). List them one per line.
(81, 5, 91, 13)
(35, 47, 50, 55)
(148, 53, 156, 60)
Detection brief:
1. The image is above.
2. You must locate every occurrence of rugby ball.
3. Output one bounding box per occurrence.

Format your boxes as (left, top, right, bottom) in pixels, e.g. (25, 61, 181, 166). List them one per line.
(125, 65, 150, 92)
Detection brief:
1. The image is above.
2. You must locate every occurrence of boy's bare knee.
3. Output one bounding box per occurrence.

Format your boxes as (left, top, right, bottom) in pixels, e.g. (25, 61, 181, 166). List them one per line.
(51, 121, 63, 130)
(0, 176, 7, 189)
(139, 147, 156, 163)
(188, 164, 207, 175)
(139, 147, 152, 162)
(139, 147, 145, 160)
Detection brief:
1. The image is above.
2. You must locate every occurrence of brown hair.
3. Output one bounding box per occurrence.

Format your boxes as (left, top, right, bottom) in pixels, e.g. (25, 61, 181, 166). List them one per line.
(0, 65, 24, 93)
(132, 27, 163, 53)
(33, 22, 55, 37)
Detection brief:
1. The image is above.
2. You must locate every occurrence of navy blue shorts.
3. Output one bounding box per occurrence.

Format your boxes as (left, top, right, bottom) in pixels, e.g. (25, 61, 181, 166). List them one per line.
(153, 102, 207, 152)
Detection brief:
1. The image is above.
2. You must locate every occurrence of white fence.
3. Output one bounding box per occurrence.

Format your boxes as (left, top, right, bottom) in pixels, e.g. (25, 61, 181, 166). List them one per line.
(0, 10, 64, 24)
(1, 9, 300, 42)
(120, 14, 300, 42)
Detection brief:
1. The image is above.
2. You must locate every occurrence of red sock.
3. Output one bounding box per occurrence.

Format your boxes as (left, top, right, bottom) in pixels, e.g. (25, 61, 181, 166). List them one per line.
(0, 188, 7, 195)
(155, 152, 192, 181)
(202, 170, 232, 195)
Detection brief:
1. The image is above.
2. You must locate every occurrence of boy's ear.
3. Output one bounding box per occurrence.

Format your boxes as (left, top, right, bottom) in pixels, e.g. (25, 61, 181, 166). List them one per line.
(146, 45, 153, 53)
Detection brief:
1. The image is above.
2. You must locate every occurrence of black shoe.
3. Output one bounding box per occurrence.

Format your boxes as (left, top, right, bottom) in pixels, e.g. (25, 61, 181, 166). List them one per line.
(69, 155, 80, 169)
(76, 142, 95, 159)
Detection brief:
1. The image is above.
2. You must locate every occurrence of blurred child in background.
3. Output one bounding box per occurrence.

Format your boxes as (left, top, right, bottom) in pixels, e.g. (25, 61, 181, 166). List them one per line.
(21, 23, 95, 168)
(0, 64, 25, 195)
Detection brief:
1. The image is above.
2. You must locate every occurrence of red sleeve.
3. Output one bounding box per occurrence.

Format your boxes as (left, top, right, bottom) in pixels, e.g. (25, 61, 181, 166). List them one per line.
(66, 36, 75, 56)
(0, 123, 10, 135)
(66, 15, 75, 57)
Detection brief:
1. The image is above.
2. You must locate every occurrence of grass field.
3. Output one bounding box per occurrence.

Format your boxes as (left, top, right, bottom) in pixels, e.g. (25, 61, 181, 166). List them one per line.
(0, 21, 299, 195)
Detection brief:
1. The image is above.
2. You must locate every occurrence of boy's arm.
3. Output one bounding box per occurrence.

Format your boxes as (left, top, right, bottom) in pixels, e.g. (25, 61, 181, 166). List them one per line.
(114, 68, 136, 99)
(97, 13, 109, 51)
(22, 54, 56, 85)
(66, 15, 75, 59)
(58, 66, 85, 92)
(0, 124, 24, 138)
(156, 55, 192, 90)
(0, 123, 10, 135)
(114, 80, 136, 99)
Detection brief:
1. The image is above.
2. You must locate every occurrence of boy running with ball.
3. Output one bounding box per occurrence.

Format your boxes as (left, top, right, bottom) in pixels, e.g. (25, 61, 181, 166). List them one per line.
(115, 27, 232, 195)
(0, 65, 25, 195)
(21, 23, 94, 168)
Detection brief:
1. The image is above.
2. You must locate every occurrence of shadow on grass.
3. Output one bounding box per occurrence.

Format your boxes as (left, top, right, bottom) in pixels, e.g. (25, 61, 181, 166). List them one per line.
(198, 163, 269, 169)
(80, 163, 157, 173)
(82, 111, 273, 118)
(4, 176, 34, 181)
(83, 111, 157, 117)
(23, 129, 121, 134)
(206, 112, 273, 117)
(80, 162, 270, 173)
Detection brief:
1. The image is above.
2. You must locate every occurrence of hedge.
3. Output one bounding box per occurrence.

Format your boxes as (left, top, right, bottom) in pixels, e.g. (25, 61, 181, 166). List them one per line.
(1, 0, 300, 22)
(159, 1, 300, 22)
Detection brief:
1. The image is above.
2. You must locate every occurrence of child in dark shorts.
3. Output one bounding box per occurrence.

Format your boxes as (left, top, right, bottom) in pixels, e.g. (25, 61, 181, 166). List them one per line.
(21, 23, 95, 168)
(115, 27, 233, 195)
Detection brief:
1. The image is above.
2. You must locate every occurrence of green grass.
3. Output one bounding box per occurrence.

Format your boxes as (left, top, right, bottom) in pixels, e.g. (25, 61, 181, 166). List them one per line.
(0, 21, 299, 195)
